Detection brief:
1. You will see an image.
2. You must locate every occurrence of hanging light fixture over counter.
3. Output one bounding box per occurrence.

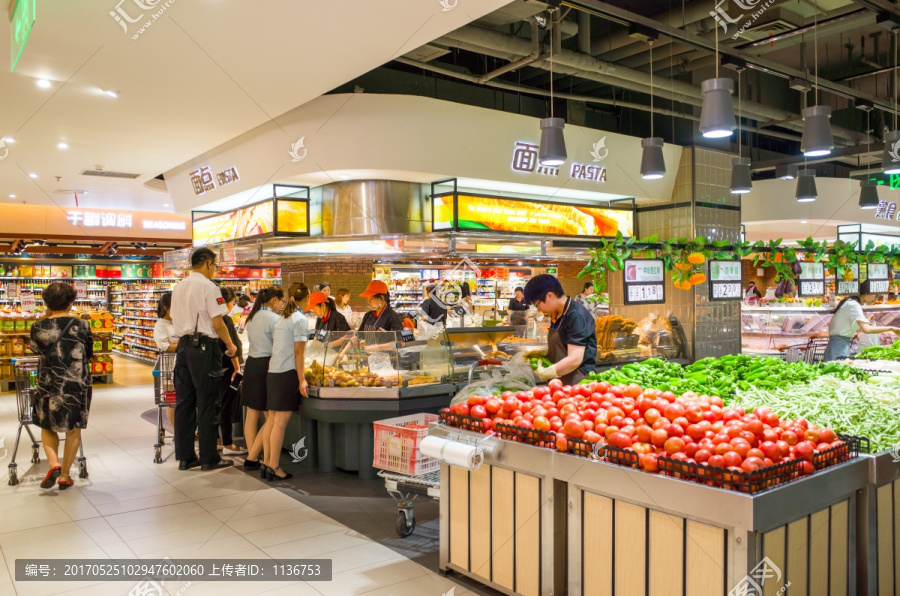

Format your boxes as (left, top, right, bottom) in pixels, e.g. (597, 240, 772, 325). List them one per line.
(800, 106, 833, 157)
(730, 157, 752, 194)
(795, 168, 817, 202)
(640, 137, 665, 180)
(859, 179, 880, 209)
(699, 78, 736, 139)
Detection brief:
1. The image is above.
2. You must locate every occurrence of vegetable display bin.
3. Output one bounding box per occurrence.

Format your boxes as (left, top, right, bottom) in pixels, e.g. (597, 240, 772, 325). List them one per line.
(435, 424, 869, 596)
(857, 451, 900, 596)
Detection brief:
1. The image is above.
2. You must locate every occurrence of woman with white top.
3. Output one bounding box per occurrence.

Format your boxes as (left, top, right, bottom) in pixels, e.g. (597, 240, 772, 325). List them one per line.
(241, 286, 285, 471)
(335, 288, 353, 325)
(824, 283, 900, 361)
(261, 283, 310, 481)
(152, 292, 177, 430)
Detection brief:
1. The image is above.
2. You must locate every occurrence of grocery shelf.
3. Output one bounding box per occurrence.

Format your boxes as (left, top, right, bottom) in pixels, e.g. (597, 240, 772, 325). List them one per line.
(121, 339, 157, 350)
(122, 316, 156, 321)
(112, 349, 157, 364)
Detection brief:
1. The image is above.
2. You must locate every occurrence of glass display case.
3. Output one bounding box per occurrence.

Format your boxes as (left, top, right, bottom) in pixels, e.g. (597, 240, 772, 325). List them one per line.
(595, 313, 686, 364)
(741, 304, 900, 353)
(304, 329, 455, 398)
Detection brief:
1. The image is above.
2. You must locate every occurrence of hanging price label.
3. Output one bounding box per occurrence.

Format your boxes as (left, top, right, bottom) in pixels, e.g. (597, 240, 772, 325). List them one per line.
(20, 290, 35, 312)
(708, 260, 742, 302)
(623, 259, 665, 305)
(836, 265, 859, 296)
(798, 262, 825, 297)
(7, 283, 18, 299)
(74, 281, 88, 299)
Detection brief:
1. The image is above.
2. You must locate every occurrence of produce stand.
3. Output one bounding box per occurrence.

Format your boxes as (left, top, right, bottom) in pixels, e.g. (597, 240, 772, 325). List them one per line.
(857, 450, 900, 596)
(433, 423, 870, 596)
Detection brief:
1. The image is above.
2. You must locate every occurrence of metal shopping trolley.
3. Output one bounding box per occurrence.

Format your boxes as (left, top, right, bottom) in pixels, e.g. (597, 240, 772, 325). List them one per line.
(152, 353, 177, 464)
(8, 357, 88, 486)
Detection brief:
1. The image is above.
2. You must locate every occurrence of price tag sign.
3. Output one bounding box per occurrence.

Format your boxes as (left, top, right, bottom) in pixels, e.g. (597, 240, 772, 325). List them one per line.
(400, 328, 415, 343)
(798, 262, 825, 297)
(867, 263, 891, 294)
(74, 281, 88, 299)
(708, 260, 742, 301)
(836, 264, 859, 296)
(20, 290, 35, 313)
(7, 283, 18, 299)
(623, 259, 665, 305)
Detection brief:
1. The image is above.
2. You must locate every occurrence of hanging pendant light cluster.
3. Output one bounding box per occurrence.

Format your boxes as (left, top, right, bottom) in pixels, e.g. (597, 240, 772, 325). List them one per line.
(538, 11, 566, 167)
(641, 39, 666, 180)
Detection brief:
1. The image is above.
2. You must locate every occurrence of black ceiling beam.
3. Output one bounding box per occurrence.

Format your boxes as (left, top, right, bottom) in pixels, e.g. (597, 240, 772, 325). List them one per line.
(562, 0, 897, 112)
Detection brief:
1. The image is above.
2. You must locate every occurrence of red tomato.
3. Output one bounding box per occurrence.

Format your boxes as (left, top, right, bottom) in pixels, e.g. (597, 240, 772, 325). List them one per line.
(470, 405, 487, 419)
(815, 442, 832, 452)
(715, 442, 733, 456)
(609, 432, 633, 449)
(804, 429, 821, 443)
(762, 429, 779, 443)
(684, 443, 700, 459)
(644, 408, 661, 425)
(726, 426, 742, 439)
(467, 395, 486, 407)
(551, 391, 567, 404)
(666, 424, 685, 438)
(516, 419, 534, 430)
(607, 406, 625, 420)
(712, 434, 731, 446)
(635, 426, 653, 444)
(732, 442, 751, 459)
(664, 403, 686, 421)
(642, 453, 660, 473)
(651, 429, 668, 447)
(741, 457, 764, 473)
(550, 420, 563, 432)
(707, 454, 725, 469)
(563, 419, 584, 439)
(604, 425, 619, 439)
(456, 404, 470, 416)
(722, 451, 743, 468)
(609, 385, 624, 398)
(594, 423, 607, 436)
(533, 416, 551, 432)
(685, 405, 704, 424)
(519, 401, 534, 414)
(577, 384, 593, 398)
(590, 393, 605, 405)
(722, 408, 741, 422)
(760, 441, 782, 461)
(694, 449, 712, 464)
(820, 428, 836, 443)
(744, 420, 763, 436)
(623, 384, 642, 399)
(632, 441, 653, 455)
(556, 435, 568, 452)
(560, 404, 578, 417)
(548, 379, 563, 392)
(762, 412, 780, 427)
(581, 420, 594, 433)
(794, 441, 816, 460)
(664, 437, 685, 454)
(533, 386, 550, 399)
(583, 431, 602, 444)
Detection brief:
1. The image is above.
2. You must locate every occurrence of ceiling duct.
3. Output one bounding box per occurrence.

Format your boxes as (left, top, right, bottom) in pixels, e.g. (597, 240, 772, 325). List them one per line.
(80, 169, 140, 179)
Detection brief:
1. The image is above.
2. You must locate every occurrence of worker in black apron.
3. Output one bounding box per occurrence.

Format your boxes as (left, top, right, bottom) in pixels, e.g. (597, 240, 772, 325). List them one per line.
(358, 280, 404, 332)
(523, 274, 597, 385)
(507, 286, 529, 327)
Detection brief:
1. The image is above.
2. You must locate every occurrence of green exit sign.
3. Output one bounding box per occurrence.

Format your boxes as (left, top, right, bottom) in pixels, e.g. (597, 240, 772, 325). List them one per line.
(10, 0, 36, 72)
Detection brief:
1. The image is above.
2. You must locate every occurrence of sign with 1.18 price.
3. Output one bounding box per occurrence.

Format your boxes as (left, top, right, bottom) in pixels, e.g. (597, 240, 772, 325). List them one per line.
(623, 259, 665, 305)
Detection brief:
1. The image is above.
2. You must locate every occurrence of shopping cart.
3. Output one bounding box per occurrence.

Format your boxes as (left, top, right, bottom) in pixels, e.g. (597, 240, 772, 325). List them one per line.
(8, 357, 88, 486)
(152, 353, 177, 464)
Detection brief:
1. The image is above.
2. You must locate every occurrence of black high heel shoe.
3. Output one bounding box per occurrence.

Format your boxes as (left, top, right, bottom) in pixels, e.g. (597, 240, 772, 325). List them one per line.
(266, 467, 293, 481)
(259, 465, 269, 480)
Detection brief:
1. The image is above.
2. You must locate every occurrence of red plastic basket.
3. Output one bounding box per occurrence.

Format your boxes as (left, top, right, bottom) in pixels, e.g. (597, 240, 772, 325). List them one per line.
(373, 413, 440, 476)
(163, 391, 176, 404)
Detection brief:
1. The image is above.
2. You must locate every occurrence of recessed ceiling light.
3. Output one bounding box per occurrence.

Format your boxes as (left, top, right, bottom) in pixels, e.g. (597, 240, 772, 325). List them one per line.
(57, 142, 68, 149)
(4, 137, 14, 143)
(9, 194, 15, 199)
(28, 173, 37, 178)
(163, 203, 170, 207)
(36, 79, 51, 89)
(801, 220, 808, 224)
(104, 90, 118, 98)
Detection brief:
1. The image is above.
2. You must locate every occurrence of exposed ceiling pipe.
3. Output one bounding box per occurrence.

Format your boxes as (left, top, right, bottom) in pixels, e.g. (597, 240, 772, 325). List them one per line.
(566, 0, 893, 111)
(577, 10, 590, 54)
(395, 56, 810, 143)
(479, 16, 545, 84)
(437, 25, 860, 140)
(588, 1, 713, 56)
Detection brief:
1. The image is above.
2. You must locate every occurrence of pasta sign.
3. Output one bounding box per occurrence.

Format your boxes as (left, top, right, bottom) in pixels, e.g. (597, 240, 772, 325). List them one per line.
(511, 141, 608, 183)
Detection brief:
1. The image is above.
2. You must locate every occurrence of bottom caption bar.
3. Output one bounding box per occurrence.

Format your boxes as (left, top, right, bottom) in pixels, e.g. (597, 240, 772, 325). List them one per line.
(15, 559, 332, 581)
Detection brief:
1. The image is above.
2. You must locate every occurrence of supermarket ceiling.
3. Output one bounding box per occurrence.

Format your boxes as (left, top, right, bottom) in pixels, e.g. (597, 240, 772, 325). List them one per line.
(0, 0, 513, 213)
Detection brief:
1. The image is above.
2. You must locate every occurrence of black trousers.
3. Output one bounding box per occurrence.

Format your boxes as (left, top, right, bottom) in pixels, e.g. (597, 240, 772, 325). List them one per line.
(219, 372, 239, 446)
(174, 337, 223, 465)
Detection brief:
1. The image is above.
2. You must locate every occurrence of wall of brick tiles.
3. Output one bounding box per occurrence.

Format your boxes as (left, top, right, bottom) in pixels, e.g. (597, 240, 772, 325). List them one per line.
(281, 260, 374, 309)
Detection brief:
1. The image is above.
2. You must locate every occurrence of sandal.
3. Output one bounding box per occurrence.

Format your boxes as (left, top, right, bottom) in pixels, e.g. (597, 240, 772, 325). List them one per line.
(58, 478, 74, 491)
(40, 466, 62, 489)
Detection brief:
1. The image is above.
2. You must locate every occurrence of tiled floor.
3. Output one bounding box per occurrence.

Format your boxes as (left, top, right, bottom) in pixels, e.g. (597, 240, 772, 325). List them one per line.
(0, 378, 478, 596)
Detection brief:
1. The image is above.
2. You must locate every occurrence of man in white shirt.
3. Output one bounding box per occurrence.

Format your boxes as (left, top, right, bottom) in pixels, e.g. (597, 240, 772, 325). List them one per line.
(171, 248, 237, 471)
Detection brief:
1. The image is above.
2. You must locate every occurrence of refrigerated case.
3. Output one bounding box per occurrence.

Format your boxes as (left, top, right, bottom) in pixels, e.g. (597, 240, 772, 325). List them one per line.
(741, 304, 900, 353)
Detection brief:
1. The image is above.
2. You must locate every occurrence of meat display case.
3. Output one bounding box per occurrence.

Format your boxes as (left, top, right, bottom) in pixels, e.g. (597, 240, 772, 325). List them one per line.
(741, 304, 900, 353)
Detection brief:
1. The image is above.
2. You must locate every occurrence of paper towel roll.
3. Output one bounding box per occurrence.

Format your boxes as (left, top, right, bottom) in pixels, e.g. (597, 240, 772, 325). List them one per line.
(420, 435, 483, 471)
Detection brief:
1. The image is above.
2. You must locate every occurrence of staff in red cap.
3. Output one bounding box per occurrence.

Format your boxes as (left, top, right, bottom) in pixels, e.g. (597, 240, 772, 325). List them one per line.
(358, 280, 404, 332)
(309, 291, 351, 333)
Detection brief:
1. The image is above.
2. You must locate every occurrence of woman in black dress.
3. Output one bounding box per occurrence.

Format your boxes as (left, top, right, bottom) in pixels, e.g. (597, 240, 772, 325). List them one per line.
(30, 282, 93, 490)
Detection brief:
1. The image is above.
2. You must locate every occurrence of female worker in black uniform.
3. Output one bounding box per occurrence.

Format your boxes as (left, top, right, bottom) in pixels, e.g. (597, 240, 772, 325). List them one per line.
(358, 281, 404, 332)
(309, 291, 351, 333)
(507, 286, 529, 327)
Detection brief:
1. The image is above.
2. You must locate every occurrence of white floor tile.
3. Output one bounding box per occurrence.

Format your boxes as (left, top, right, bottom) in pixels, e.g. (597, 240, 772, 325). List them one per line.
(312, 558, 429, 596)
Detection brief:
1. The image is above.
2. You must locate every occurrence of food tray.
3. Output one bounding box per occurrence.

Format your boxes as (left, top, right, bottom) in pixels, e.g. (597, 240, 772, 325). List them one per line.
(373, 413, 440, 476)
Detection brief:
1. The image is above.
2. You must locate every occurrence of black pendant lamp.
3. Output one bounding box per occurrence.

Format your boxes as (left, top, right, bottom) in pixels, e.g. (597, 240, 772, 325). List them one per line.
(795, 169, 817, 203)
(860, 111, 879, 209)
(730, 71, 751, 194)
(699, 3, 735, 139)
(538, 13, 566, 166)
(801, 9, 833, 157)
(641, 41, 666, 179)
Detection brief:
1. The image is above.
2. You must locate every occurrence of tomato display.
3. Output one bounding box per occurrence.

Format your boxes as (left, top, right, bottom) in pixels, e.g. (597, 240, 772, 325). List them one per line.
(445, 380, 855, 491)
